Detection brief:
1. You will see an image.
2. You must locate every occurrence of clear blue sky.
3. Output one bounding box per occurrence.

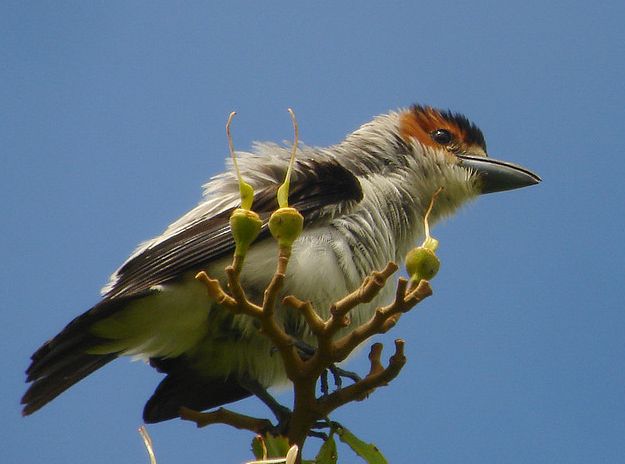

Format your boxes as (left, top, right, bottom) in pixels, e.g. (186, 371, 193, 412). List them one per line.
(2, 2, 624, 463)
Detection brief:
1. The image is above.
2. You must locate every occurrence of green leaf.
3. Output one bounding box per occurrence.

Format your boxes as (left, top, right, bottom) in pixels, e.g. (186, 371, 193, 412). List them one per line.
(266, 435, 291, 458)
(315, 434, 338, 464)
(251, 434, 291, 460)
(251, 436, 264, 459)
(336, 427, 388, 464)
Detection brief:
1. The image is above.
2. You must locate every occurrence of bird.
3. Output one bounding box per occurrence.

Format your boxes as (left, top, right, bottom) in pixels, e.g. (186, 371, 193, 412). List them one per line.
(22, 104, 540, 423)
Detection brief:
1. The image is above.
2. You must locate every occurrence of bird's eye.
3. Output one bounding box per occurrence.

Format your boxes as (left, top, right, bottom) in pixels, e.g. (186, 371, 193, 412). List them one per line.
(431, 129, 453, 145)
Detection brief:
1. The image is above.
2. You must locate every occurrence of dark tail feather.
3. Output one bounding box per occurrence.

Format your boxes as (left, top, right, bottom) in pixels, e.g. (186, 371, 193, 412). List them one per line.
(143, 357, 251, 423)
(21, 294, 147, 416)
(22, 353, 115, 415)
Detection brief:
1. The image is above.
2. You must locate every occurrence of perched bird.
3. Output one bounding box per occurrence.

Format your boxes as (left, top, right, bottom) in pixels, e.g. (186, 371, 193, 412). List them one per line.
(22, 105, 540, 423)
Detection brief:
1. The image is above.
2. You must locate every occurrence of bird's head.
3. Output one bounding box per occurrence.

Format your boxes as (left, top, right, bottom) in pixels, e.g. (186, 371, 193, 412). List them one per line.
(398, 105, 540, 194)
(332, 104, 541, 240)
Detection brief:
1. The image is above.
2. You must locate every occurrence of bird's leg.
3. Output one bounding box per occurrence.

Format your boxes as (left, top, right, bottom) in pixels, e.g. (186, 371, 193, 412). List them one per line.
(239, 376, 340, 439)
(239, 377, 292, 432)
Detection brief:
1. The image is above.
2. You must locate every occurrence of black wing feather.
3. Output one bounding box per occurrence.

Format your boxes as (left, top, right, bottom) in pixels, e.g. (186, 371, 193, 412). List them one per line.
(106, 160, 362, 299)
(142, 357, 252, 423)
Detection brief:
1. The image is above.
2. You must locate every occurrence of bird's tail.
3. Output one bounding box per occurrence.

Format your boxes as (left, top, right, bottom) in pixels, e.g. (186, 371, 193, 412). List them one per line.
(21, 296, 140, 416)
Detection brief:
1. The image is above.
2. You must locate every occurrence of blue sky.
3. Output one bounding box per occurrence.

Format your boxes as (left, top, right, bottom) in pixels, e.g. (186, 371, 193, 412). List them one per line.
(2, 1, 624, 463)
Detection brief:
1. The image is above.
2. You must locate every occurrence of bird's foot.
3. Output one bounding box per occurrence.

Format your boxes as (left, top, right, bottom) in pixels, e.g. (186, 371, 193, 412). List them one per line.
(289, 339, 361, 395)
(325, 365, 361, 392)
(307, 419, 343, 439)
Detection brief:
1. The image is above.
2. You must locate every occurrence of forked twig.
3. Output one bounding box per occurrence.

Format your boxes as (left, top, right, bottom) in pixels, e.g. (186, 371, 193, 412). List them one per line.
(193, 254, 432, 453)
(187, 109, 435, 461)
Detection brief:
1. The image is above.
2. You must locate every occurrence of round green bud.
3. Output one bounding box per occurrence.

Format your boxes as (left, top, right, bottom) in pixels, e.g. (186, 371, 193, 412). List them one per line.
(230, 208, 262, 256)
(405, 246, 441, 282)
(269, 207, 304, 248)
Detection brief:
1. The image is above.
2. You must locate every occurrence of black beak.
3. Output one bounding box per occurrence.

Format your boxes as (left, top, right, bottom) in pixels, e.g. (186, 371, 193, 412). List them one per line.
(456, 154, 541, 194)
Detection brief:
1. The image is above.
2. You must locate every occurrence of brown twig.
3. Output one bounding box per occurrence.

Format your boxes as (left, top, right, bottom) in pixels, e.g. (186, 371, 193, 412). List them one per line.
(326, 262, 399, 338)
(318, 340, 407, 411)
(331, 279, 432, 361)
(180, 407, 273, 434)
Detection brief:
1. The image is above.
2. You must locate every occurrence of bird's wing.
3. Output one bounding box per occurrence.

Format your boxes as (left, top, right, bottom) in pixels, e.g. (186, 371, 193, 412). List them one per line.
(105, 159, 363, 299)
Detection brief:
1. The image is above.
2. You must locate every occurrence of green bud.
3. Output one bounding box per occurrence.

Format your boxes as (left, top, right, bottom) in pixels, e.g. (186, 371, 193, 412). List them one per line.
(230, 208, 262, 257)
(405, 246, 440, 283)
(269, 207, 303, 248)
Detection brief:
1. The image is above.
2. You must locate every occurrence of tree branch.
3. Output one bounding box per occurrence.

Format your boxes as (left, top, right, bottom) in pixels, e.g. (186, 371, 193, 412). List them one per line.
(193, 246, 433, 458)
(179, 407, 273, 434)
